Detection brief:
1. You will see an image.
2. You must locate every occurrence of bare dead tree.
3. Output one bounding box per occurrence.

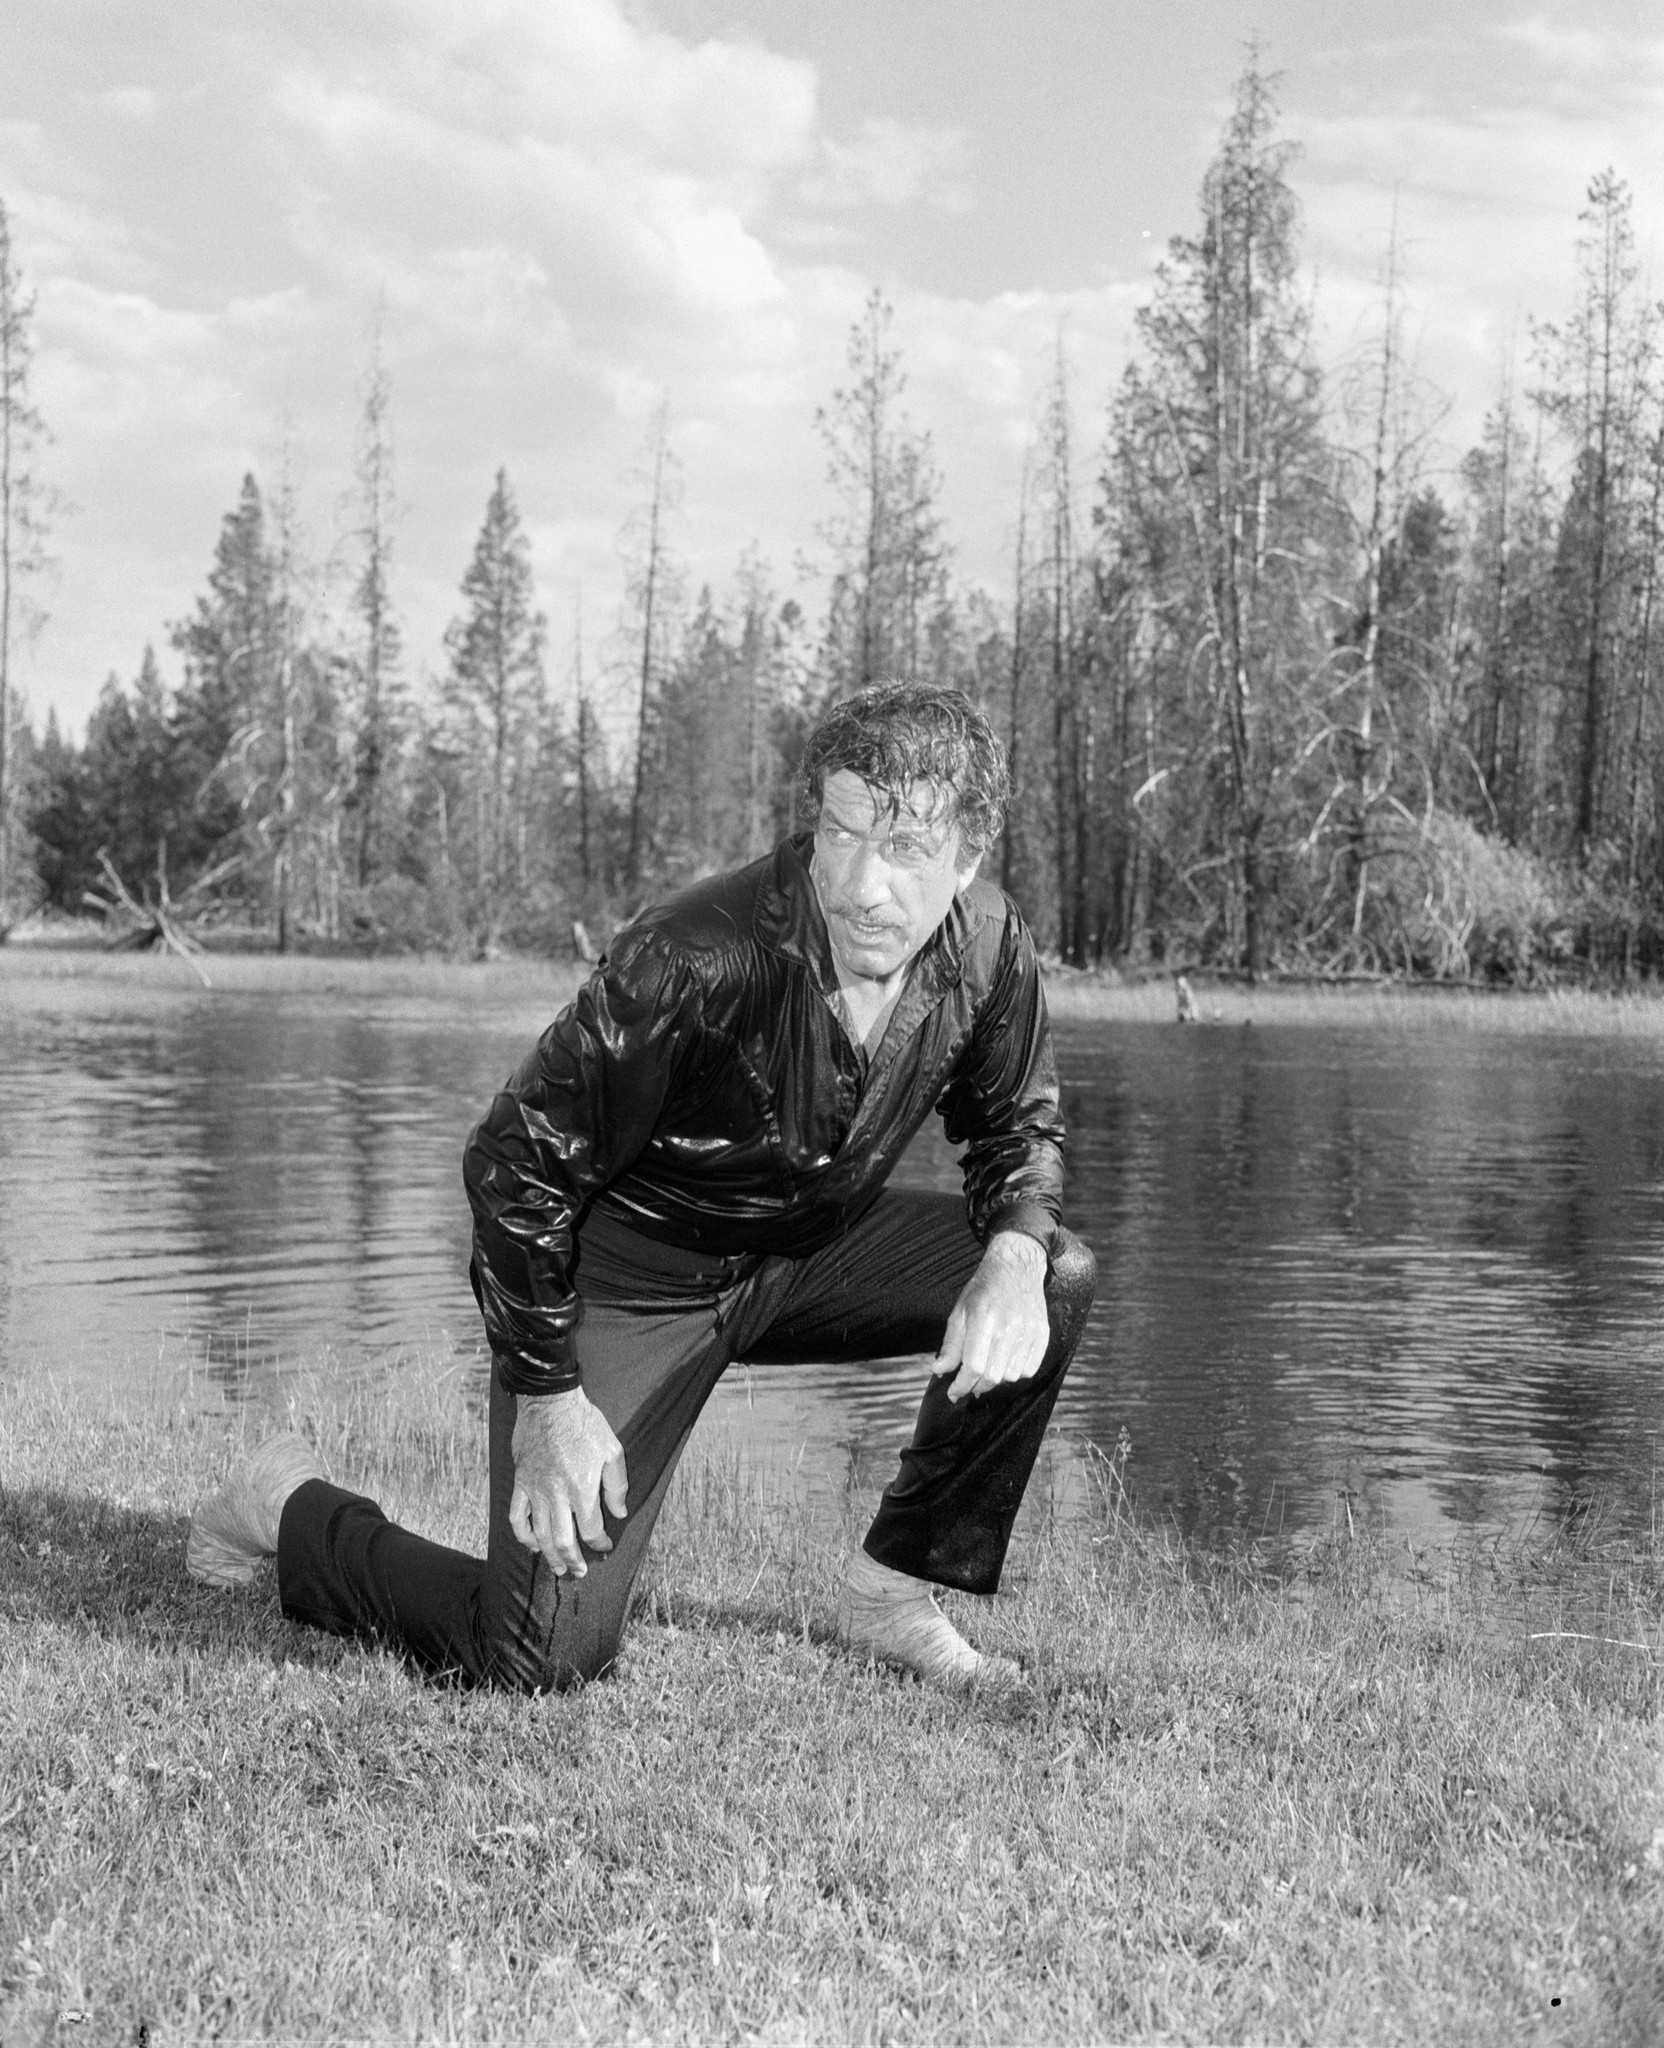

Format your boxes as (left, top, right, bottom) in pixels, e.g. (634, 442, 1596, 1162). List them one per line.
(346, 308, 402, 888)
(622, 400, 681, 890)
(0, 199, 51, 931)
(1002, 444, 1032, 898)
(572, 591, 594, 888)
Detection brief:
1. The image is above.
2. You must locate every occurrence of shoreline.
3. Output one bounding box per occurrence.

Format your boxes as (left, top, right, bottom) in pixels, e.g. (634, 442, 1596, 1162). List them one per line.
(8, 932, 1664, 1037)
(1042, 973, 1664, 1034)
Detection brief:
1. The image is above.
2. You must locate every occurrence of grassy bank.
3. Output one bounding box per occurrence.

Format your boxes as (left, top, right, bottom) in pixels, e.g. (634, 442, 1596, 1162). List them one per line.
(10, 933, 1664, 1040)
(2, 1361, 1661, 2044)
(1042, 970, 1664, 1037)
(0, 939, 587, 1014)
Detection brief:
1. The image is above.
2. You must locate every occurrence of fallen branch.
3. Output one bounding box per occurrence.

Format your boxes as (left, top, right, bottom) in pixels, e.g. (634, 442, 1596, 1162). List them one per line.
(81, 848, 242, 990)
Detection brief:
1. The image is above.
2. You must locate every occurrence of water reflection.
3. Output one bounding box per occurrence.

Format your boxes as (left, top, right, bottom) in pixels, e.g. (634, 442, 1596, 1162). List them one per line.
(4, 959, 1663, 1546)
(1056, 1022, 1664, 1544)
(2, 999, 467, 1373)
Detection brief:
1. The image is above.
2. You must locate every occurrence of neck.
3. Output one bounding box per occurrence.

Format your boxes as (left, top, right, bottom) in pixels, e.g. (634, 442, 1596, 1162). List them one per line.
(832, 968, 905, 1056)
(828, 949, 907, 1004)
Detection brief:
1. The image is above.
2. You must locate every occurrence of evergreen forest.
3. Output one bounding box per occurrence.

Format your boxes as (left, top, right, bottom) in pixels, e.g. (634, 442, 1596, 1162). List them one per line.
(3, 68, 1663, 984)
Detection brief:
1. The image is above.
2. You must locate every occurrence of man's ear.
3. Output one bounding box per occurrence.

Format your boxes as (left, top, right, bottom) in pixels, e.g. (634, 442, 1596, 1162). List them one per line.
(955, 848, 983, 892)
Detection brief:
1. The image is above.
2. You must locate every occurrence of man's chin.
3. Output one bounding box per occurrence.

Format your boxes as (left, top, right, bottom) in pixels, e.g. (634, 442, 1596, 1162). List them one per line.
(832, 928, 910, 977)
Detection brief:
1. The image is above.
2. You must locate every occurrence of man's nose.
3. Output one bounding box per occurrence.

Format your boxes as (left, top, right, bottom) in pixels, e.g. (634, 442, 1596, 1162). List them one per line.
(847, 839, 895, 905)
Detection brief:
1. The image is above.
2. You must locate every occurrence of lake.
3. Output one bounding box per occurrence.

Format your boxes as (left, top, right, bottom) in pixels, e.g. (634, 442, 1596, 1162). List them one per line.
(4, 948, 1662, 1549)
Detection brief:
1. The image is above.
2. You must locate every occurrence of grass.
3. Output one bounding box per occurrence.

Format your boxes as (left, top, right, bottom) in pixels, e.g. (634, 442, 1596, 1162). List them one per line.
(1042, 970, 1664, 1037)
(2, 1358, 1662, 2045)
(0, 939, 587, 1013)
(10, 932, 1664, 1040)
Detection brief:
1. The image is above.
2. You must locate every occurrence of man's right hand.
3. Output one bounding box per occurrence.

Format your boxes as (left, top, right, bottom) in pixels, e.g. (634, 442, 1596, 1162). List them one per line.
(508, 1388, 629, 1577)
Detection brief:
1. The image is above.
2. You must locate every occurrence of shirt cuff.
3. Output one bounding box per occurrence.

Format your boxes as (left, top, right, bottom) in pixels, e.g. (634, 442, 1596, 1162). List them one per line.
(492, 1348, 584, 1399)
(984, 1203, 1059, 1261)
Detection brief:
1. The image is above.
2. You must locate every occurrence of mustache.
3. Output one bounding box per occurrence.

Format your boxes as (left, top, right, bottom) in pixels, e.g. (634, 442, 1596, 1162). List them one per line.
(822, 901, 904, 930)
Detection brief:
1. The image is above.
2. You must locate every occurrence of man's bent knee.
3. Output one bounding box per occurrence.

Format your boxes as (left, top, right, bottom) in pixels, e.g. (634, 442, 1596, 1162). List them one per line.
(497, 1651, 618, 1695)
(483, 1574, 631, 1695)
(1047, 1229, 1096, 1342)
(486, 1628, 622, 1695)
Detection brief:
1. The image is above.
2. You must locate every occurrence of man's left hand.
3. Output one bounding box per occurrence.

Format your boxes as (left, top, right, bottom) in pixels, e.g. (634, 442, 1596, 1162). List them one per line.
(931, 1232, 1049, 1403)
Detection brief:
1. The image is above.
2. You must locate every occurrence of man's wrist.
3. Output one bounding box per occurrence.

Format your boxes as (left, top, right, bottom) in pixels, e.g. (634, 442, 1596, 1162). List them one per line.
(983, 1200, 1058, 1260)
(984, 1228, 1047, 1273)
(518, 1387, 584, 1414)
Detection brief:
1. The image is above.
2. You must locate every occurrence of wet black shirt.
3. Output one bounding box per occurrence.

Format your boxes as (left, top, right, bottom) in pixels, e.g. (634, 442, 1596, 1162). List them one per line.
(464, 835, 1066, 1396)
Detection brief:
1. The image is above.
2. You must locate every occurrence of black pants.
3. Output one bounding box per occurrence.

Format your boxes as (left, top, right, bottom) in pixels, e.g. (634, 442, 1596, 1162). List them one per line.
(278, 1189, 1096, 1691)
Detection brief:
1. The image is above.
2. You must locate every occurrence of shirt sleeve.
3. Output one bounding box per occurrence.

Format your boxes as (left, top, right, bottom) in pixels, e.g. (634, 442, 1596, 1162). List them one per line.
(935, 906, 1066, 1258)
(462, 929, 696, 1397)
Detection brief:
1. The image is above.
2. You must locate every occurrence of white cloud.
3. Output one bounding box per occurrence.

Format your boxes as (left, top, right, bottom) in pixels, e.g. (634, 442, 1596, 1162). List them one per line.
(12, 0, 1664, 737)
(1489, 12, 1664, 85)
(804, 117, 975, 214)
(1283, 13, 1664, 465)
(276, 0, 817, 197)
(79, 86, 159, 122)
(0, 0, 851, 724)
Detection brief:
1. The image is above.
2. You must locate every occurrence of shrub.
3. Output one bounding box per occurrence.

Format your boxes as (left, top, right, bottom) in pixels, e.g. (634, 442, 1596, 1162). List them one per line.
(1328, 812, 1575, 984)
(1435, 817, 1576, 984)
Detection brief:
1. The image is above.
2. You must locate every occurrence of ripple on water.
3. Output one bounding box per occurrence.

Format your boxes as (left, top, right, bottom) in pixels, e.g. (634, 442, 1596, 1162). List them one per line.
(4, 981, 1664, 1544)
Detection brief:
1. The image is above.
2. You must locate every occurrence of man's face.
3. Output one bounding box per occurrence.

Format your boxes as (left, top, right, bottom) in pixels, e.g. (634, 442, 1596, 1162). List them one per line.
(811, 769, 981, 986)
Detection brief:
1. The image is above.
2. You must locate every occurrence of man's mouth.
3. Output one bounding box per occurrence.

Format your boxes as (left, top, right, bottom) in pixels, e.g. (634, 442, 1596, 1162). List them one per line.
(830, 909, 900, 938)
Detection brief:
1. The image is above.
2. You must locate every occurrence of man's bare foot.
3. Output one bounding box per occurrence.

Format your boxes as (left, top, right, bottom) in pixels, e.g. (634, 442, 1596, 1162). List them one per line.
(186, 1433, 325, 1586)
(835, 1549, 1025, 1690)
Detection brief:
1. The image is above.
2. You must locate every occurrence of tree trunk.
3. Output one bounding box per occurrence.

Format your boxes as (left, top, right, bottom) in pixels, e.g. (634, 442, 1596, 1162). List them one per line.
(1003, 452, 1029, 897)
(627, 406, 670, 888)
(573, 606, 593, 889)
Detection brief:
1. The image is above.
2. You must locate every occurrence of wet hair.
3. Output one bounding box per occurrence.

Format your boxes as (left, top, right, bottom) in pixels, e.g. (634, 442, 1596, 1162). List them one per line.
(797, 683, 1010, 857)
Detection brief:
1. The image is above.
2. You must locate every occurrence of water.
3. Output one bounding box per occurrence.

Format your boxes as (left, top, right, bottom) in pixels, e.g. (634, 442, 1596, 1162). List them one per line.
(4, 951, 1663, 1546)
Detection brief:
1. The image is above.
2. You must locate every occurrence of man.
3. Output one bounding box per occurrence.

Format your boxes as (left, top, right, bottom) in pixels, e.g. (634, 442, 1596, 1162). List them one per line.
(188, 683, 1096, 1692)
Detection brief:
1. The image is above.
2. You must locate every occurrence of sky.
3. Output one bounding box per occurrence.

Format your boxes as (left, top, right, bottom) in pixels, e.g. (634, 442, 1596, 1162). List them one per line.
(2, 0, 1663, 740)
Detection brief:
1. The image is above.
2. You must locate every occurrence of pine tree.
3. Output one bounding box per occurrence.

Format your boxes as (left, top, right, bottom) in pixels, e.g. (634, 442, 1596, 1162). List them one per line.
(732, 552, 784, 863)
(24, 708, 87, 911)
(655, 584, 729, 882)
(1458, 388, 1557, 847)
(170, 474, 279, 889)
(816, 290, 949, 696)
(165, 464, 340, 937)
(1620, 417, 1664, 948)
(1112, 61, 1336, 974)
(1326, 225, 1461, 967)
(443, 469, 546, 950)
(79, 648, 178, 894)
(1533, 172, 1657, 857)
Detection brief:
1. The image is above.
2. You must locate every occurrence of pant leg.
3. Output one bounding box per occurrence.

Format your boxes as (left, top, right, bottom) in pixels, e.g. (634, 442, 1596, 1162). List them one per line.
(278, 1236, 745, 1691)
(730, 1189, 1096, 1595)
(275, 1193, 1096, 1677)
